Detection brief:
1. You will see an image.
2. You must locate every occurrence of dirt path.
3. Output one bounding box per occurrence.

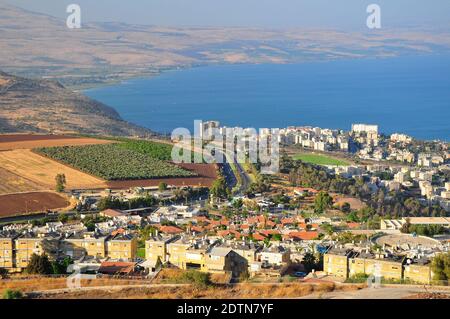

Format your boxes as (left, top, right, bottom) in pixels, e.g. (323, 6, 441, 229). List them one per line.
(300, 286, 450, 299)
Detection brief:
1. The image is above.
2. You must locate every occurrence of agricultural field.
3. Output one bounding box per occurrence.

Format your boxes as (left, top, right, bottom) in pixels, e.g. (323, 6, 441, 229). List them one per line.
(0, 149, 107, 190)
(0, 192, 70, 217)
(107, 163, 218, 188)
(0, 134, 112, 151)
(0, 167, 46, 195)
(292, 153, 350, 166)
(35, 144, 197, 181)
(115, 139, 173, 161)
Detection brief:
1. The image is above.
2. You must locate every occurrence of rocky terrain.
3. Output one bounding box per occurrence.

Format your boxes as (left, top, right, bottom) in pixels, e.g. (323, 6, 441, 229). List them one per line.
(0, 71, 154, 136)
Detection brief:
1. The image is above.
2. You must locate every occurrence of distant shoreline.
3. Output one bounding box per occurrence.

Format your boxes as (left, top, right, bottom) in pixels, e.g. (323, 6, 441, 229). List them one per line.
(83, 55, 450, 142)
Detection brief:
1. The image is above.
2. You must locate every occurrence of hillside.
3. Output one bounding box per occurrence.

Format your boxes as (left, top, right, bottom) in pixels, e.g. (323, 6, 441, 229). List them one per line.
(1, 3, 450, 87)
(0, 71, 154, 136)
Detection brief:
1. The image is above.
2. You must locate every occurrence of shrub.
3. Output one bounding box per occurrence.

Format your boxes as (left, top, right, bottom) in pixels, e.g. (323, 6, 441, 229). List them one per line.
(345, 273, 369, 283)
(3, 289, 23, 299)
(180, 270, 212, 289)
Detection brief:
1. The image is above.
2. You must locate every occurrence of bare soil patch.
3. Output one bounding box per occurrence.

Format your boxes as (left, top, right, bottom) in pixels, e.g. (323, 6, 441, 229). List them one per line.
(106, 163, 218, 189)
(0, 192, 70, 216)
(0, 134, 113, 150)
(333, 195, 366, 210)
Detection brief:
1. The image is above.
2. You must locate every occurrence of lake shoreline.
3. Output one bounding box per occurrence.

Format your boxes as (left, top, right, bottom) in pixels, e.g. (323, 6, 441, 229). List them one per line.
(84, 55, 450, 142)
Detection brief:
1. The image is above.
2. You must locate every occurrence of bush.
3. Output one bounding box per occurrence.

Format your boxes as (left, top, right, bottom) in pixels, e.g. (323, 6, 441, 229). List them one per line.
(180, 270, 212, 289)
(345, 273, 369, 283)
(0, 268, 9, 279)
(3, 289, 23, 299)
(26, 253, 53, 275)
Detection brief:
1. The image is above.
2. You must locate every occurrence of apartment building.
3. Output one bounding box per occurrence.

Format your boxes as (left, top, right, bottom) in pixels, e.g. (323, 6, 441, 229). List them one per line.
(106, 233, 137, 260)
(63, 232, 108, 259)
(324, 248, 358, 279)
(15, 233, 60, 269)
(403, 258, 433, 284)
(349, 252, 404, 281)
(0, 230, 137, 272)
(325, 249, 434, 284)
(205, 247, 247, 277)
(0, 231, 18, 269)
(259, 245, 290, 266)
(145, 235, 179, 263)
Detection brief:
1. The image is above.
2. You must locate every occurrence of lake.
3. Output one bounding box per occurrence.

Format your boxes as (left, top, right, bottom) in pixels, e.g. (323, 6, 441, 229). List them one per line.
(85, 55, 450, 141)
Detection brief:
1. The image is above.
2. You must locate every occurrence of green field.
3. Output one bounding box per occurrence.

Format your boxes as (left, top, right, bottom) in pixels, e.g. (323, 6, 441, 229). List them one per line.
(35, 142, 196, 181)
(292, 153, 350, 166)
(137, 248, 146, 259)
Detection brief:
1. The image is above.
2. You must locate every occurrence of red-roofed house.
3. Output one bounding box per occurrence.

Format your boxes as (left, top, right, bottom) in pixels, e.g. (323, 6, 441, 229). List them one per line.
(159, 225, 184, 234)
(252, 233, 267, 241)
(288, 231, 319, 241)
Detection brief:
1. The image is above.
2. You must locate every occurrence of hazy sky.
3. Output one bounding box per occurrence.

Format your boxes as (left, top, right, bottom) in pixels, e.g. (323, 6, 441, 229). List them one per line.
(4, 0, 450, 29)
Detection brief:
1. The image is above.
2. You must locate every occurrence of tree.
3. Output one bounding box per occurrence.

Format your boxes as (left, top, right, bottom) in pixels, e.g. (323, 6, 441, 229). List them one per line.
(158, 182, 168, 192)
(346, 211, 360, 222)
(210, 177, 229, 200)
(314, 191, 333, 214)
(431, 253, 450, 284)
(400, 218, 411, 234)
(0, 268, 8, 279)
(181, 270, 212, 289)
(302, 252, 318, 273)
(55, 173, 66, 193)
(341, 202, 351, 213)
(26, 253, 52, 275)
(51, 257, 73, 275)
(232, 198, 243, 209)
(58, 213, 68, 223)
(271, 234, 282, 242)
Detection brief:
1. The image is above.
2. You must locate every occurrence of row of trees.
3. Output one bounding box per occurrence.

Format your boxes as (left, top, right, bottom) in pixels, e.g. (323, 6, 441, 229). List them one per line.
(400, 219, 446, 236)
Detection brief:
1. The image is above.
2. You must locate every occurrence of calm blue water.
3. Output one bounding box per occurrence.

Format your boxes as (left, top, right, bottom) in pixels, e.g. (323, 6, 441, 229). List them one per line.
(85, 56, 450, 141)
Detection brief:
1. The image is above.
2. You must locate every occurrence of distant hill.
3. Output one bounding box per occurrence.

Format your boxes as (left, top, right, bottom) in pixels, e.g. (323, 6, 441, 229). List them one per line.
(1, 3, 450, 87)
(0, 71, 155, 137)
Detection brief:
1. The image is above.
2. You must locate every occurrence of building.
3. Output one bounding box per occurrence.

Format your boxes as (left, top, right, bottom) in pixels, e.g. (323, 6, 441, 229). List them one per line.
(63, 232, 108, 259)
(349, 252, 404, 281)
(380, 217, 450, 230)
(259, 245, 290, 266)
(145, 235, 179, 264)
(351, 124, 379, 134)
(0, 231, 18, 270)
(14, 233, 60, 269)
(324, 248, 357, 279)
(324, 249, 436, 283)
(403, 258, 433, 284)
(205, 247, 247, 277)
(106, 233, 137, 261)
